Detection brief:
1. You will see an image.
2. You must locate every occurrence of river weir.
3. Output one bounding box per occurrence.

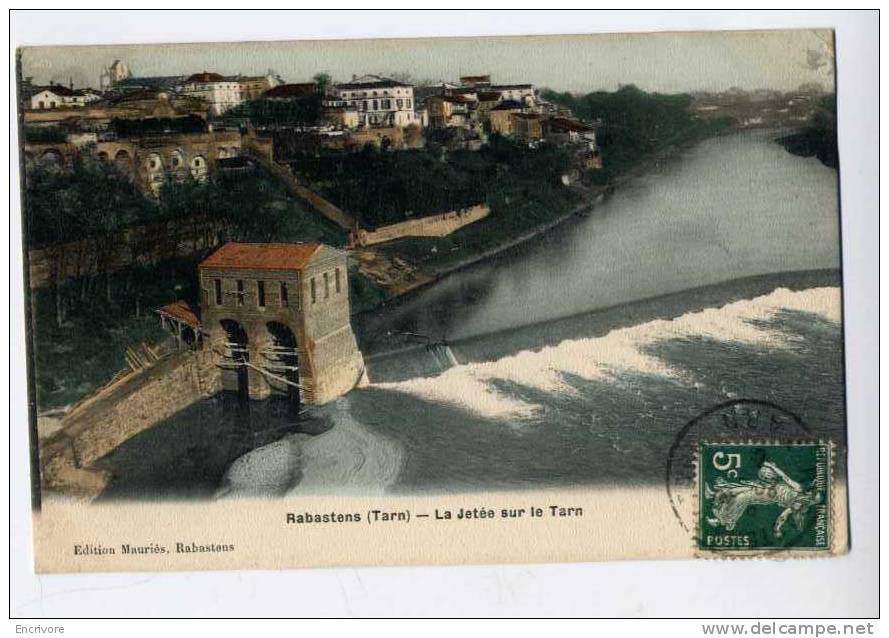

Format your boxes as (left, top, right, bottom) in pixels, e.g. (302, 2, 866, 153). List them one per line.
(221, 130, 844, 498)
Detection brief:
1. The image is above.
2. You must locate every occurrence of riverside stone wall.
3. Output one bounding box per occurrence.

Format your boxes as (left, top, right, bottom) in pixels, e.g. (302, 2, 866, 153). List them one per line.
(40, 350, 220, 497)
(350, 204, 490, 247)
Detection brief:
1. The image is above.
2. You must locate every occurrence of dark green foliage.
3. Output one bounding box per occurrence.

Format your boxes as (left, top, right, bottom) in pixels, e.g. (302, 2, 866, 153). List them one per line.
(294, 135, 577, 230)
(23, 125, 67, 144)
(312, 73, 332, 92)
(25, 160, 346, 248)
(111, 115, 207, 137)
(541, 84, 731, 179)
(30, 258, 197, 409)
(776, 95, 838, 168)
(349, 271, 386, 316)
(226, 94, 322, 127)
(157, 171, 347, 247)
(25, 160, 158, 247)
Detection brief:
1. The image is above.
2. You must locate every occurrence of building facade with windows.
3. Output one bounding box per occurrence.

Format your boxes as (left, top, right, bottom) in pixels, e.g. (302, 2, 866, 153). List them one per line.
(327, 75, 424, 128)
(174, 72, 244, 116)
(29, 85, 101, 110)
(513, 112, 545, 143)
(491, 84, 537, 106)
(198, 242, 364, 405)
(236, 74, 282, 100)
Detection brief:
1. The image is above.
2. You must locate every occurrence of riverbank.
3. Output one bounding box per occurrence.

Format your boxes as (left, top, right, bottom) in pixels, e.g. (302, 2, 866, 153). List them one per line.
(355, 128, 740, 316)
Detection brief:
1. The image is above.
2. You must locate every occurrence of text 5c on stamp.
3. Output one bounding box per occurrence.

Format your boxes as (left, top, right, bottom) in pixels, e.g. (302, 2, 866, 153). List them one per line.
(698, 442, 831, 551)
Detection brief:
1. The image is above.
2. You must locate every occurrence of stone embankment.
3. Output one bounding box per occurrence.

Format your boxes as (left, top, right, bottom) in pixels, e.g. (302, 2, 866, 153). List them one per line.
(39, 349, 220, 499)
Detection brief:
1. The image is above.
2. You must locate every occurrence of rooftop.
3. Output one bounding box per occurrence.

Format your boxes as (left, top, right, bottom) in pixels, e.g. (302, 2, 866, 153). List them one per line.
(432, 94, 475, 104)
(492, 99, 524, 111)
(546, 117, 594, 132)
(199, 242, 322, 271)
(217, 156, 256, 170)
(111, 88, 166, 103)
(264, 83, 318, 98)
(37, 84, 76, 97)
(334, 74, 411, 90)
(186, 71, 226, 83)
(156, 300, 201, 328)
(115, 76, 185, 90)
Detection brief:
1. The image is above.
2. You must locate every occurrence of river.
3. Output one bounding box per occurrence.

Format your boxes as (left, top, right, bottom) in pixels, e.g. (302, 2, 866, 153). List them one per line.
(220, 130, 846, 498)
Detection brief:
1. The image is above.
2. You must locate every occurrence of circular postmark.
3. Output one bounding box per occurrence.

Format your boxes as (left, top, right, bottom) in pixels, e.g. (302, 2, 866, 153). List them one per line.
(666, 399, 811, 534)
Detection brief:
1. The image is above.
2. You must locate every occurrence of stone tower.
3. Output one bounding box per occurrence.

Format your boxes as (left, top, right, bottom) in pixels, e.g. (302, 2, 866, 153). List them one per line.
(198, 242, 364, 405)
(100, 59, 131, 92)
(109, 59, 130, 83)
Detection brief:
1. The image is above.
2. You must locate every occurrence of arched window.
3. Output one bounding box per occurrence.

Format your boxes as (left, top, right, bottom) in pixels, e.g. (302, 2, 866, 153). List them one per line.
(114, 149, 132, 173)
(145, 153, 164, 173)
(144, 153, 165, 195)
(190, 155, 208, 182)
(169, 150, 187, 181)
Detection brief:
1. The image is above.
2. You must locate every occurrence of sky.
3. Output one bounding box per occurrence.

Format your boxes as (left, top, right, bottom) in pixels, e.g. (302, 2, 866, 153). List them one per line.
(19, 29, 835, 94)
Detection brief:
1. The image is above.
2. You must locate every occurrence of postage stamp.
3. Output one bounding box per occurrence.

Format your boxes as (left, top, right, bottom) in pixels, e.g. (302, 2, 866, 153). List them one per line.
(697, 442, 832, 552)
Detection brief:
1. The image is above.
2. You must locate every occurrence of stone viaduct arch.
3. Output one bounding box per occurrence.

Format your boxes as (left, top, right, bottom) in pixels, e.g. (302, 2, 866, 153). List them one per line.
(25, 130, 245, 195)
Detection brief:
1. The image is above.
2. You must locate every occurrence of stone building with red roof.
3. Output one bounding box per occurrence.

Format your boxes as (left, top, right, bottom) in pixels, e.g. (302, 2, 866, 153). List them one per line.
(197, 242, 363, 406)
(174, 71, 244, 116)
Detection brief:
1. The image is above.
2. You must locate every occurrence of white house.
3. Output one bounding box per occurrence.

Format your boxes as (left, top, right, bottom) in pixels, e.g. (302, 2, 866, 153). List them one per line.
(29, 85, 101, 110)
(491, 84, 537, 107)
(174, 72, 244, 116)
(327, 75, 424, 128)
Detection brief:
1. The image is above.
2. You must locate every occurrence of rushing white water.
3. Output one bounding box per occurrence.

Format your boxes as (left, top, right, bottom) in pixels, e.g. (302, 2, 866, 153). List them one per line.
(374, 286, 842, 421)
(219, 397, 403, 498)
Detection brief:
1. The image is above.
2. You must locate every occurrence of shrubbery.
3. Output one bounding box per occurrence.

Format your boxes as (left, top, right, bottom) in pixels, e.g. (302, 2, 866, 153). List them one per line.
(225, 94, 322, 127)
(776, 95, 838, 168)
(541, 84, 731, 179)
(293, 135, 577, 229)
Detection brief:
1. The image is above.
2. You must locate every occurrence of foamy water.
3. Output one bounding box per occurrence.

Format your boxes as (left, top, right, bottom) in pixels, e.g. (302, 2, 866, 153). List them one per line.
(374, 287, 842, 421)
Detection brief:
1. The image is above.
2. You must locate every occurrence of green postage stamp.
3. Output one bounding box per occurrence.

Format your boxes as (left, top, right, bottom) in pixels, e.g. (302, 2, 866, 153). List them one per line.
(698, 442, 832, 552)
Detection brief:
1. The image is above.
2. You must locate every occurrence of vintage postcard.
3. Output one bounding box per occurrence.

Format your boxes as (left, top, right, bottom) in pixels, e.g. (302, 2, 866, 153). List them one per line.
(17, 28, 848, 573)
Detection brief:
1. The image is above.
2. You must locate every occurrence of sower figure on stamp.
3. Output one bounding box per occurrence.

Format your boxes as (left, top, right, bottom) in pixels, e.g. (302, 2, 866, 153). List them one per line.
(705, 461, 820, 538)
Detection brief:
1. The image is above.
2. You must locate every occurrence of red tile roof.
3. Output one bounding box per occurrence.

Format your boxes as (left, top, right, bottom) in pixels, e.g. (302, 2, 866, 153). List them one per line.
(38, 84, 76, 96)
(156, 300, 201, 327)
(199, 242, 321, 271)
(186, 71, 225, 83)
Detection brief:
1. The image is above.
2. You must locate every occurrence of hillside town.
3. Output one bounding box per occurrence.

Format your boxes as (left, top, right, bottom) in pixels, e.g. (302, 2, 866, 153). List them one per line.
(21, 62, 602, 195)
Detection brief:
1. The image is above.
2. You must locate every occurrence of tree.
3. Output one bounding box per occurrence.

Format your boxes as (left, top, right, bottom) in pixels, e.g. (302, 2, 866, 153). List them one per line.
(312, 72, 332, 92)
